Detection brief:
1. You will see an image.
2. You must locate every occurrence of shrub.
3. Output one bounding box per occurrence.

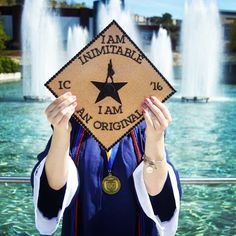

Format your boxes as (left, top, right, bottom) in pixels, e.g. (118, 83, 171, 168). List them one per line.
(0, 20, 8, 50)
(0, 57, 20, 73)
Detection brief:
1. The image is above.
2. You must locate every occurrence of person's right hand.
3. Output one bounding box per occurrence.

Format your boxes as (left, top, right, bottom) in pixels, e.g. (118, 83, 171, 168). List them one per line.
(45, 92, 77, 133)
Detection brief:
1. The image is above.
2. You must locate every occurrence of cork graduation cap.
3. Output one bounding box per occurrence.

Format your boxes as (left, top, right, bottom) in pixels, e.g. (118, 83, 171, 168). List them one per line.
(45, 20, 176, 151)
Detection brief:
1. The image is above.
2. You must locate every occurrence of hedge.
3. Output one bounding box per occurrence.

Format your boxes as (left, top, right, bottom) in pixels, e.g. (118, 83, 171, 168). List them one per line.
(0, 56, 20, 73)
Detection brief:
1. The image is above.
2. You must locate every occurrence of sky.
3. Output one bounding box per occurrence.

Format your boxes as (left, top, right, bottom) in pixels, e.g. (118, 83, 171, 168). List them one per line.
(70, 0, 236, 19)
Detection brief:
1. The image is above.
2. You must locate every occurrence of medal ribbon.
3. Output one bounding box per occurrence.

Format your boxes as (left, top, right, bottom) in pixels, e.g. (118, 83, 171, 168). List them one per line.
(105, 143, 119, 172)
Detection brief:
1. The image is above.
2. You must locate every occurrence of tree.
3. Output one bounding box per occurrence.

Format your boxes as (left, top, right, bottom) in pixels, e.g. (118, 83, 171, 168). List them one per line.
(153, 13, 180, 51)
(0, 19, 8, 50)
(159, 13, 177, 32)
(0, 0, 16, 6)
(49, 0, 86, 8)
(161, 13, 172, 26)
(229, 20, 236, 52)
(0, 57, 20, 73)
(50, 0, 57, 8)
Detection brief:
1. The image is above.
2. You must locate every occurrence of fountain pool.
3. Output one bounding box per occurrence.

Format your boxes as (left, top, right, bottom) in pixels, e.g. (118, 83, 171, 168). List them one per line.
(0, 80, 236, 235)
(0, 0, 235, 235)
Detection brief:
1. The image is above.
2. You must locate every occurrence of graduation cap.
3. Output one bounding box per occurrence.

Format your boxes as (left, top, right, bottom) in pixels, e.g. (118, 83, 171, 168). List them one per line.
(45, 20, 175, 151)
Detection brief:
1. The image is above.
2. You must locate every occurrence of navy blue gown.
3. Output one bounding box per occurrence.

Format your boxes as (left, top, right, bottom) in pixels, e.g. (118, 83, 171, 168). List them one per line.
(31, 118, 181, 236)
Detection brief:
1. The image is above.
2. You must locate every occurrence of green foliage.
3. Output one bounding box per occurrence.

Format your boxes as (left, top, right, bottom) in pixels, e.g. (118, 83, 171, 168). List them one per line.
(0, 20, 9, 50)
(0, 0, 10, 5)
(148, 13, 177, 30)
(0, 57, 19, 73)
(148, 13, 180, 50)
(229, 20, 236, 52)
(160, 13, 173, 28)
(0, 0, 17, 6)
(50, 0, 57, 8)
(159, 13, 179, 34)
(49, 0, 86, 8)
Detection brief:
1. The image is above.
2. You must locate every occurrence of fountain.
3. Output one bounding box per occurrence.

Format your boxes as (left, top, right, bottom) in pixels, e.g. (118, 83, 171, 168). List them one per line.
(67, 25, 89, 61)
(2, 1, 236, 235)
(181, 0, 223, 102)
(21, 0, 173, 100)
(97, 0, 141, 47)
(150, 27, 174, 85)
(98, 0, 174, 84)
(22, 0, 89, 100)
(22, 0, 63, 100)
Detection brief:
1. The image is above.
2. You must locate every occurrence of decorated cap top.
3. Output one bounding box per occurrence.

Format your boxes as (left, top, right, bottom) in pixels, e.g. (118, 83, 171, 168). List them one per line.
(45, 20, 176, 150)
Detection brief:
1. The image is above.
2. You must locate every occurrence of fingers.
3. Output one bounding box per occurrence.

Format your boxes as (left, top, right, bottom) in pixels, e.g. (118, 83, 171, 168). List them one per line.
(151, 112, 161, 130)
(45, 92, 72, 114)
(49, 95, 76, 119)
(45, 92, 77, 126)
(58, 102, 77, 126)
(143, 106, 153, 129)
(51, 101, 77, 126)
(144, 98, 169, 129)
(149, 96, 172, 122)
(143, 102, 161, 129)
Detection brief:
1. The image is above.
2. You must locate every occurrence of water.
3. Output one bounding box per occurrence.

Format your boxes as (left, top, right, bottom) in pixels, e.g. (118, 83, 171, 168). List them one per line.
(150, 27, 174, 85)
(177, 184, 236, 235)
(1, 81, 236, 177)
(2, 0, 235, 234)
(181, 0, 223, 98)
(0, 81, 236, 235)
(0, 183, 235, 235)
(22, 0, 63, 99)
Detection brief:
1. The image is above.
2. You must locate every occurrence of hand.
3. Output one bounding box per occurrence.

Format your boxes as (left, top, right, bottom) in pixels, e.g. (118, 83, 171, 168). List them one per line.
(142, 96, 172, 141)
(142, 97, 170, 195)
(45, 92, 77, 133)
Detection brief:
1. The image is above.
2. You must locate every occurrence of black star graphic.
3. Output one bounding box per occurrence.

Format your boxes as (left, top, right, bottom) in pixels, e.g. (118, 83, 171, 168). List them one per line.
(91, 81, 127, 104)
(91, 59, 127, 104)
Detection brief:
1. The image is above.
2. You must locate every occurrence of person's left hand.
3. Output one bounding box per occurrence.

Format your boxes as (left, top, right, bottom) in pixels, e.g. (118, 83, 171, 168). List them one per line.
(142, 96, 172, 141)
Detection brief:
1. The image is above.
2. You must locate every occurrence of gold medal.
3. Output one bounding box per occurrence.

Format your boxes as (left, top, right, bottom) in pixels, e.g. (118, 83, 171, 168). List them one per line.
(102, 172, 121, 195)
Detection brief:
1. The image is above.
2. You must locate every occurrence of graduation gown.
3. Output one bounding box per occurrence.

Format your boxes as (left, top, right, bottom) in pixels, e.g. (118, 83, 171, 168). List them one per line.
(31, 118, 181, 236)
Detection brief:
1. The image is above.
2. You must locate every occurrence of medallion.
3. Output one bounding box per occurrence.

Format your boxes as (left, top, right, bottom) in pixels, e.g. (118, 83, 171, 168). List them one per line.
(102, 172, 121, 194)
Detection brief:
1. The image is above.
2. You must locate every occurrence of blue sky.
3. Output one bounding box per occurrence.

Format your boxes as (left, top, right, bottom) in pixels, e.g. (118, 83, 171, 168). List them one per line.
(71, 0, 236, 19)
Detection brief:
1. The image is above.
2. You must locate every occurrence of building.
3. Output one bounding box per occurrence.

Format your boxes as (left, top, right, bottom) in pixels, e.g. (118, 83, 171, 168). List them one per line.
(0, 1, 235, 50)
(0, 0, 125, 48)
(220, 10, 236, 43)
